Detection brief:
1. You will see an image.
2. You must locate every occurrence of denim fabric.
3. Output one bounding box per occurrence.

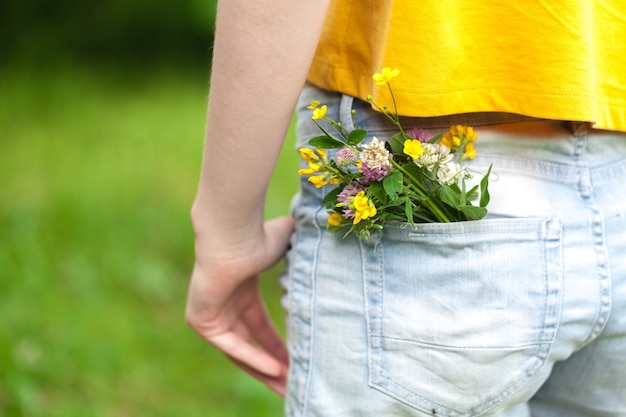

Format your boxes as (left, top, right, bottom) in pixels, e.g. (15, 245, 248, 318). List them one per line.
(281, 85, 626, 417)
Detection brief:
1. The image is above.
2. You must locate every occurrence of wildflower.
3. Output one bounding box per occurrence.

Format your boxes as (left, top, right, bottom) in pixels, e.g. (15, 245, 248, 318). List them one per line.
(337, 184, 362, 219)
(337, 183, 362, 204)
(360, 137, 391, 170)
(352, 191, 377, 224)
(307, 100, 321, 110)
(413, 143, 454, 171)
(359, 137, 392, 184)
(439, 132, 461, 150)
(312, 105, 327, 120)
(308, 175, 339, 188)
(298, 147, 327, 173)
(327, 212, 343, 227)
(451, 125, 477, 142)
(299, 148, 318, 164)
(298, 147, 337, 187)
(360, 162, 389, 184)
(307, 175, 327, 187)
(407, 128, 434, 143)
(437, 162, 464, 185)
(463, 142, 477, 159)
(297, 167, 316, 175)
(403, 139, 424, 159)
(335, 148, 359, 168)
(440, 125, 477, 150)
(372, 67, 400, 85)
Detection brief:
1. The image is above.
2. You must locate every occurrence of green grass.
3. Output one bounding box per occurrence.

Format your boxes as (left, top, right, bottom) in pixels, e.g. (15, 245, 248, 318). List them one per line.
(0, 63, 299, 416)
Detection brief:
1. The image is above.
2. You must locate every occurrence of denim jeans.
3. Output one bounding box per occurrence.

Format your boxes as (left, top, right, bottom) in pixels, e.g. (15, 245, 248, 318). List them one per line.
(282, 85, 626, 417)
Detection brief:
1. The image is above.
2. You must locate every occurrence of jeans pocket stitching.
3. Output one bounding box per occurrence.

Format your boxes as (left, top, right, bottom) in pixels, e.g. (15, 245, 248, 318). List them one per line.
(362, 218, 563, 416)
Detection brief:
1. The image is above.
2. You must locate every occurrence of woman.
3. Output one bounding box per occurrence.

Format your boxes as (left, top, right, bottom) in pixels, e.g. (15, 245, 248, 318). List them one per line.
(186, 0, 626, 415)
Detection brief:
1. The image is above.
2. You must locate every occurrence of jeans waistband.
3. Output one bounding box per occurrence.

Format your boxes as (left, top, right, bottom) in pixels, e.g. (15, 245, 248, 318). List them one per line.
(344, 94, 589, 135)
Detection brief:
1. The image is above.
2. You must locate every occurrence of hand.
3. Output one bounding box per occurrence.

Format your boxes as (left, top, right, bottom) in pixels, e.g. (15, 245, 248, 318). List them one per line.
(185, 216, 295, 396)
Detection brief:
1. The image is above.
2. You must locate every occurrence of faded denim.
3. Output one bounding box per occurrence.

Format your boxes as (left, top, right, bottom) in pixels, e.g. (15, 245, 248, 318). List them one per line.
(281, 85, 626, 417)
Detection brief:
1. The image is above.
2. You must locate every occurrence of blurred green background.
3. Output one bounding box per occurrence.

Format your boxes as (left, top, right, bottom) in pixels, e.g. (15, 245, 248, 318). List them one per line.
(0, 1, 299, 416)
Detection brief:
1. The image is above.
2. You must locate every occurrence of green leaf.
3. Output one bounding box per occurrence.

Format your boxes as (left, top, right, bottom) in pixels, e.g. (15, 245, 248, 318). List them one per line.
(368, 181, 388, 205)
(480, 164, 493, 207)
(460, 205, 488, 220)
(383, 171, 404, 200)
(440, 184, 460, 209)
(389, 132, 406, 154)
(405, 198, 415, 227)
(308, 135, 345, 149)
(321, 185, 343, 208)
(401, 164, 422, 182)
(428, 133, 443, 144)
(460, 178, 467, 206)
(347, 129, 367, 146)
(465, 184, 479, 202)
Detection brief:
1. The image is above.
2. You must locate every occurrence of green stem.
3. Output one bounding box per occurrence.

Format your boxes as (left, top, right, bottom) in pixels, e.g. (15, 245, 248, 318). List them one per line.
(313, 119, 346, 144)
(329, 120, 350, 140)
(369, 88, 409, 141)
(387, 83, 409, 140)
(391, 160, 451, 223)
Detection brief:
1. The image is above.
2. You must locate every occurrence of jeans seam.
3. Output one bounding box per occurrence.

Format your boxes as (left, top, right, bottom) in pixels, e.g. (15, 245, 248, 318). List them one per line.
(300, 206, 324, 417)
(573, 130, 612, 346)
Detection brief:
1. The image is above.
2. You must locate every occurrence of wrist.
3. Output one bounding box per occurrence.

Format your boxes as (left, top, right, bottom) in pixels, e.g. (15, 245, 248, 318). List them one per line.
(191, 197, 265, 244)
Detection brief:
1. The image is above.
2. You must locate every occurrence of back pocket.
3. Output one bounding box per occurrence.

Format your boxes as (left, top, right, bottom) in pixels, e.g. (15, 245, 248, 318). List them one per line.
(360, 218, 562, 416)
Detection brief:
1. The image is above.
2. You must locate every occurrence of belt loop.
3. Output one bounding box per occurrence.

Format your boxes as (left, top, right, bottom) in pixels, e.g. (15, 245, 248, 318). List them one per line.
(339, 94, 355, 131)
(567, 121, 591, 136)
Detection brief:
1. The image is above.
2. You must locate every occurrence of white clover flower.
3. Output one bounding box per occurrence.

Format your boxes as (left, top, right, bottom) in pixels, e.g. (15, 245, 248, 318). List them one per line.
(437, 161, 464, 185)
(413, 143, 454, 171)
(360, 137, 391, 170)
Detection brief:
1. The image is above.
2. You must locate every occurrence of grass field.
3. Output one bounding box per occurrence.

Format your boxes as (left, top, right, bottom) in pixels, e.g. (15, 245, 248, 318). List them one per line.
(0, 63, 299, 416)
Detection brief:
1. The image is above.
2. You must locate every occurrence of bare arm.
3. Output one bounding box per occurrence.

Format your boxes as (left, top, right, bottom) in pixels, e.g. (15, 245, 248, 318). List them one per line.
(186, 0, 331, 395)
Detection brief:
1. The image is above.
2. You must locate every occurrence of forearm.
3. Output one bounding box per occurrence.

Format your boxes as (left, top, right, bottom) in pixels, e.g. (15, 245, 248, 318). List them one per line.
(192, 0, 330, 239)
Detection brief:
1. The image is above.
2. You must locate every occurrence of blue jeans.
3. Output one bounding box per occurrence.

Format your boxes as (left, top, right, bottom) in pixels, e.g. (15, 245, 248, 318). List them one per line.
(282, 85, 626, 416)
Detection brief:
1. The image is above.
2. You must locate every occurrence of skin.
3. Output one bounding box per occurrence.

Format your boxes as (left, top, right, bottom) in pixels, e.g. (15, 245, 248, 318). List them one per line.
(185, 0, 331, 396)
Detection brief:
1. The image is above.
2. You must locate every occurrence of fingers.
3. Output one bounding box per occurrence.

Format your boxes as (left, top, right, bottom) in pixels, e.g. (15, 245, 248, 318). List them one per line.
(228, 355, 288, 397)
(209, 330, 288, 379)
(242, 295, 289, 365)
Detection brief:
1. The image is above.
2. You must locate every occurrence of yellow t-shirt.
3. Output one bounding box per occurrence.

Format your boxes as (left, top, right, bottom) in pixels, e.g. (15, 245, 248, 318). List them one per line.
(308, 0, 626, 131)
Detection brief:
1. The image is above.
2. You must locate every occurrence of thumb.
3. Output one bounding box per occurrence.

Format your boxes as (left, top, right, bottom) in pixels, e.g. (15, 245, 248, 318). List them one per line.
(262, 216, 295, 269)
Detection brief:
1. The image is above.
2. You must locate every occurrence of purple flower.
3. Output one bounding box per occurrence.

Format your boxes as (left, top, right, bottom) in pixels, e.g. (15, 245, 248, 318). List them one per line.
(407, 128, 434, 143)
(342, 207, 356, 219)
(337, 183, 362, 219)
(359, 161, 389, 185)
(337, 183, 362, 204)
(335, 148, 358, 167)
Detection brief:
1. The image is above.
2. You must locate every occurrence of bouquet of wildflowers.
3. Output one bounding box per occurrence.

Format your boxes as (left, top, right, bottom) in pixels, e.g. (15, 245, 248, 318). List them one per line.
(299, 68, 492, 239)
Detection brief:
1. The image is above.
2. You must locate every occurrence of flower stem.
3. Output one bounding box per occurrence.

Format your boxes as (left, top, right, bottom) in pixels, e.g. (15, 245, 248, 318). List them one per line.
(387, 83, 409, 140)
(313, 119, 346, 144)
(391, 160, 451, 223)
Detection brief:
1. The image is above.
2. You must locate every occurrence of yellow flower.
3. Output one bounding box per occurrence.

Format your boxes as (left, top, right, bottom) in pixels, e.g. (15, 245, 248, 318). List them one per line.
(463, 142, 477, 159)
(308, 175, 329, 188)
(307, 100, 321, 110)
(450, 125, 477, 142)
(299, 148, 316, 163)
(311, 105, 327, 120)
(403, 139, 424, 158)
(352, 191, 377, 224)
(327, 212, 343, 227)
(439, 133, 461, 150)
(372, 67, 400, 85)
(298, 147, 332, 180)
